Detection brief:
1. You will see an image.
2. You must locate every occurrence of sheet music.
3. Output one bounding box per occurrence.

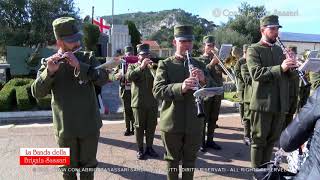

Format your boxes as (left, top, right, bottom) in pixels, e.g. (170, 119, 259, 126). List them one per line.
(298, 58, 320, 72)
(219, 44, 233, 62)
(307, 50, 318, 59)
(193, 87, 224, 98)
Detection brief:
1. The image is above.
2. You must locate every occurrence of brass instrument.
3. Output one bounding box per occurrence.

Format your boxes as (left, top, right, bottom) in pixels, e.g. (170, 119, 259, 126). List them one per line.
(276, 37, 310, 86)
(211, 50, 236, 84)
(225, 55, 237, 68)
(186, 50, 205, 118)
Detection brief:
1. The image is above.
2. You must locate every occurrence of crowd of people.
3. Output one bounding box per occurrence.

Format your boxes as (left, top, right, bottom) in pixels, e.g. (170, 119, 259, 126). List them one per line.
(31, 15, 320, 180)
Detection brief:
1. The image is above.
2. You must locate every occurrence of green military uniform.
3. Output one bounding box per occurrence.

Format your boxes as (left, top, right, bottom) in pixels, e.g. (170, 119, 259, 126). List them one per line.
(31, 17, 109, 180)
(297, 51, 312, 111)
(234, 56, 246, 128)
(119, 46, 135, 135)
(284, 46, 300, 128)
(153, 25, 216, 180)
(246, 15, 295, 168)
(198, 35, 223, 150)
(126, 44, 158, 159)
(239, 44, 251, 144)
(297, 75, 311, 111)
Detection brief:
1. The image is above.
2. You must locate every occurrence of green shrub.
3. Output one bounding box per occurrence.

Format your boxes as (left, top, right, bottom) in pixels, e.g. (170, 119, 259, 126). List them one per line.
(36, 94, 52, 110)
(0, 78, 35, 111)
(224, 91, 240, 102)
(16, 86, 34, 110)
(0, 86, 16, 111)
(83, 23, 100, 51)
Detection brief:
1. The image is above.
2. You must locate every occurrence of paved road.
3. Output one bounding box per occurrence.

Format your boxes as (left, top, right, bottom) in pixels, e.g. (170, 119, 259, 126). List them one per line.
(0, 111, 261, 180)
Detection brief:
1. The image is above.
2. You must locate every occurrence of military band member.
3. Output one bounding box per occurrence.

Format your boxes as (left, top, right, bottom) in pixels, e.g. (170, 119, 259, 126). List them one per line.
(113, 46, 135, 136)
(234, 45, 247, 142)
(126, 43, 159, 160)
(198, 35, 223, 151)
(295, 50, 312, 111)
(31, 17, 109, 180)
(153, 25, 215, 180)
(284, 46, 300, 128)
(239, 44, 251, 145)
(246, 15, 297, 168)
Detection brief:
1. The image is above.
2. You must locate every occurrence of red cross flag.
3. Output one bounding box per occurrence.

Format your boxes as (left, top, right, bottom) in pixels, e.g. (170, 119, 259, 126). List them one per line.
(93, 17, 110, 33)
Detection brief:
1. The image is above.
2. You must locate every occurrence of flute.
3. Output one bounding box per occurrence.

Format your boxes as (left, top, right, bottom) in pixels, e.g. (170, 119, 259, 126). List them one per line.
(53, 47, 82, 65)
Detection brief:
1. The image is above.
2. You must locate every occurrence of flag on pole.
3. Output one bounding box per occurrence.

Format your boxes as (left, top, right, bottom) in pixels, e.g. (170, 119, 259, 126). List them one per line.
(93, 17, 110, 33)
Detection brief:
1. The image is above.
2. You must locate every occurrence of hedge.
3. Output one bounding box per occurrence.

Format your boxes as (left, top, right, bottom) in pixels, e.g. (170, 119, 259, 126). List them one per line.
(0, 78, 36, 111)
(15, 86, 34, 110)
(0, 85, 16, 111)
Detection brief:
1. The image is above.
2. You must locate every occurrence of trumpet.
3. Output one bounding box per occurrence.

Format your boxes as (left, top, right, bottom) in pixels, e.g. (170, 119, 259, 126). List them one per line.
(186, 50, 205, 118)
(210, 50, 236, 84)
(276, 37, 310, 86)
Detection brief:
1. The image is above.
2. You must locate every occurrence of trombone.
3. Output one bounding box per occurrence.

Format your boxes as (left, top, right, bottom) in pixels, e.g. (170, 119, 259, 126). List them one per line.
(211, 50, 236, 84)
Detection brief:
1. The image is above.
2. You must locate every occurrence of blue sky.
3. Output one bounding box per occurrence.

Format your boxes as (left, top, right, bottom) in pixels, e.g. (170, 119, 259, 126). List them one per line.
(74, 0, 320, 34)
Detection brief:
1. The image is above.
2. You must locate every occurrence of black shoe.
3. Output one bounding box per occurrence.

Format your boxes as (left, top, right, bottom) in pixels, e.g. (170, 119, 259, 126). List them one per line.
(243, 137, 251, 146)
(124, 129, 131, 136)
(145, 147, 159, 158)
(206, 141, 222, 150)
(130, 129, 135, 135)
(200, 146, 207, 152)
(137, 148, 145, 160)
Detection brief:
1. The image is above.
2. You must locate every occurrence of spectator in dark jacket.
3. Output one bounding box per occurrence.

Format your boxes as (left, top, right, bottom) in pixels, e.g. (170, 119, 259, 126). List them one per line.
(280, 87, 320, 180)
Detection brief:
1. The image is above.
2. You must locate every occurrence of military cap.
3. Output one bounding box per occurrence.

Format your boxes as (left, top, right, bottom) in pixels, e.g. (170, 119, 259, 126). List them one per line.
(124, 46, 133, 54)
(288, 45, 297, 54)
(260, 15, 282, 28)
(203, 35, 215, 44)
(137, 44, 150, 55)
(174, 25, 194, 40)
(243, 44, 250, 51)
(52, 17, 82, 42)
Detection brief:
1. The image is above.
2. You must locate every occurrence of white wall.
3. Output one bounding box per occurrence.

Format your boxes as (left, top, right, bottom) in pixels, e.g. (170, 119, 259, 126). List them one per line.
(283, 41, 320, 55)
(110, 25, 131, 56)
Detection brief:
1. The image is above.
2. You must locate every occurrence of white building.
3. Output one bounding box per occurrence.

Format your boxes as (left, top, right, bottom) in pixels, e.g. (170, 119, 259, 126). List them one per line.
(279, 32, 320, 54)
(110, 25, 131, 56)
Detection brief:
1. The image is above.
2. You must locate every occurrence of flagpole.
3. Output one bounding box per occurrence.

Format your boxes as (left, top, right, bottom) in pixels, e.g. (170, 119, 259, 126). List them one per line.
(110, 0, 114, 56)
(91, 6, 94, 24)
(112, 0, 114, 26)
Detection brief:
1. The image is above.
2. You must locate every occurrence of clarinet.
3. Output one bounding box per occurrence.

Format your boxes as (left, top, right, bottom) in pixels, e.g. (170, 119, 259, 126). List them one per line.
(120, 58, 126, 86)
(276, 37, 310, 86)
(186, 50, 205, 118)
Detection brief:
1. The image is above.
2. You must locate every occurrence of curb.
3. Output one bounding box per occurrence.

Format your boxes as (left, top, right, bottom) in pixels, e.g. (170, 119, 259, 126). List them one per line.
(221, 99, 240, 108)
(0, 110, 124, 124)
(0, 100, 239, 125)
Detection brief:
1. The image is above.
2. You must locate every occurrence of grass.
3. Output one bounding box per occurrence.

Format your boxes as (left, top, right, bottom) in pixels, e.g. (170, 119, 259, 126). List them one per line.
(224, 91, 240, 102)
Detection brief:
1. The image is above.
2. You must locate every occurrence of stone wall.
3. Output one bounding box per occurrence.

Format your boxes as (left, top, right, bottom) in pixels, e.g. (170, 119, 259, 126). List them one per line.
(101, 81, 122, 113)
